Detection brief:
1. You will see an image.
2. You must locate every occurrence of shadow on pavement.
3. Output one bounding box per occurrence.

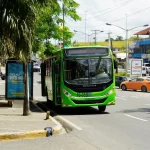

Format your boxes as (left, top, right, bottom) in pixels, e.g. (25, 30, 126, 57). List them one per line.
(118, 107, 150, 114)
(30, 101, 44, 113)
(36, 101, 110, 116)
(37, 81, 41, 84)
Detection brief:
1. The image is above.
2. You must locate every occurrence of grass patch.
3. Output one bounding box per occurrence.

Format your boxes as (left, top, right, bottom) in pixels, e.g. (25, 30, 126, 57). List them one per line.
(115, 72, 130, 77)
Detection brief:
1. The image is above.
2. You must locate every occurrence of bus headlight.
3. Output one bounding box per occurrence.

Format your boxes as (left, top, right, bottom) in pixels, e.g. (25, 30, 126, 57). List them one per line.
(107, 88, 115, 95)
(63, 89, 71, 97)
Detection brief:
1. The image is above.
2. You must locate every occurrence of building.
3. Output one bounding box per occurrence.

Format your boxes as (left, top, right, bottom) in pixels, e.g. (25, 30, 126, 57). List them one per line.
(134, 27, 150, 63)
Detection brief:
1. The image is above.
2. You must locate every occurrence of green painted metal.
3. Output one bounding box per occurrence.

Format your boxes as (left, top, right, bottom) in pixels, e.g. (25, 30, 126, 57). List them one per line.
(44, 46, 116, 108)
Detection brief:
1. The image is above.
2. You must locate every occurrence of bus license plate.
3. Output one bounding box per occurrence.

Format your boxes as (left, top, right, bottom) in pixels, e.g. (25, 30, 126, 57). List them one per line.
(77, 92, 91, 97)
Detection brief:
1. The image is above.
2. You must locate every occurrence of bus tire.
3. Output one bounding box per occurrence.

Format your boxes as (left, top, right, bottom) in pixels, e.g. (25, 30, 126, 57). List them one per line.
(98, 106, 106, 112)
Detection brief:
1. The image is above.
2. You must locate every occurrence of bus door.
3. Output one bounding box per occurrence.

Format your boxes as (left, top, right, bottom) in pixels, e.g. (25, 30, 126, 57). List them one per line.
(53, 60, 61, 105)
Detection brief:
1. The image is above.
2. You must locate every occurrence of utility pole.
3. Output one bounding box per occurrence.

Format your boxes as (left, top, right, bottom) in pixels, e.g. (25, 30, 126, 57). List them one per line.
(85, 11, 87, 45)
(126, 14, 128, 72)
(91, 30, 103, 45)
(62, 3, 65, 48)
(107, 31, 112, 49)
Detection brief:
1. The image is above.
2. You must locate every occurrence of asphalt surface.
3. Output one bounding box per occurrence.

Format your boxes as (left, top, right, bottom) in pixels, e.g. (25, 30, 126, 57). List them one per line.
(1, 72, 150, 150)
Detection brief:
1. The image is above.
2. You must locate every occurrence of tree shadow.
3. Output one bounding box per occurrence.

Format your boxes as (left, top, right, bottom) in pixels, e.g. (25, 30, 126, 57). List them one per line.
(29, 101, 44, 113)
(37, 81, 41, 84)
(36, 101, 110, 116)
(117, 107, 150, 114)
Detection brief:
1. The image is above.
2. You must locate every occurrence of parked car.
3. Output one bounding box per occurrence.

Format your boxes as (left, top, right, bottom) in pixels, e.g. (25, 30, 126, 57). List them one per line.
(120, 77, 150, 92)
(143, 63, 150, 74)
(1, 73, 6, 80)
(142, 66, 146, 76)
(33, 63, 40, 72)
(115, 76, 130, 87)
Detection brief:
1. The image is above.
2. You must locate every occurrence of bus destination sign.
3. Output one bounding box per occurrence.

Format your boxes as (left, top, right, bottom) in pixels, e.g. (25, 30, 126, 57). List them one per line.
(65, 48, 109, 56)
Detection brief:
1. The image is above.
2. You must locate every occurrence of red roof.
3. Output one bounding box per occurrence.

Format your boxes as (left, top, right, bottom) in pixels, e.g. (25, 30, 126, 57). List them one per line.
(134, 27, 150, 35)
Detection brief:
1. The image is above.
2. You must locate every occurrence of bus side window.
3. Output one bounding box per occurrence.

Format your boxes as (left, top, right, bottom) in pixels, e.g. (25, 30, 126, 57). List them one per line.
(54, 64, 59, 74)
(54, 63, 60, 82)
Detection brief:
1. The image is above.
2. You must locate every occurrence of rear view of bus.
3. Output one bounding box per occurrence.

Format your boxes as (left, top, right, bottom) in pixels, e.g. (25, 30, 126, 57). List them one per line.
(42, 46, 116, 112)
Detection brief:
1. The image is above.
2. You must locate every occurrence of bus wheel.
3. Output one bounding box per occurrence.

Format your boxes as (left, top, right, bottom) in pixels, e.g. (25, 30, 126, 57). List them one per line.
(98, 106, 106, 112)
(141, 86, 147, 92)
(121, 84, 127, 91)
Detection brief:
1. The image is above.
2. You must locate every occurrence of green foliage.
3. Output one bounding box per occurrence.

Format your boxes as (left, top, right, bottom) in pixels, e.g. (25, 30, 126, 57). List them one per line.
(44, 42, 57, 56)
(105, 38, 114, 42)
(33, 0, 81, 57)
(0, 0, 81, 59)
(115, 72, 130, 77)
(129, 36, 143, 41)
(115, 36, 123, 41)
(118, 62, 125, 69)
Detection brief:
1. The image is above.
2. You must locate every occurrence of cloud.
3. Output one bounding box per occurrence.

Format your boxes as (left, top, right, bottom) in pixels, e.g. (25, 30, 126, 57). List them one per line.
(66, 0, 150, 42)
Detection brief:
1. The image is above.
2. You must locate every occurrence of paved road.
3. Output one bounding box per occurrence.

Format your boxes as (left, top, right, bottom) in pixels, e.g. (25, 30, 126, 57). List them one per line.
(33, 72, 46, 101)
(32, 73, 150, 150)
(1, 73, 150, 150)
(0, 79, 5, 96)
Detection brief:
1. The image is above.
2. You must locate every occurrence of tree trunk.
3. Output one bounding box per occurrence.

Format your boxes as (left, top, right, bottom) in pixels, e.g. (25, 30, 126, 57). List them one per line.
(23, 62, 30, 116)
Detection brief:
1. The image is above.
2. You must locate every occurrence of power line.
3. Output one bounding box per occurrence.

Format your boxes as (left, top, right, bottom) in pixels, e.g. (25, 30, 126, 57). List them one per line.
(78, 0, 133, 16)
(80, 5, 150, 29)
(85, 0, 134, 20)
(66, 4, 150, 30)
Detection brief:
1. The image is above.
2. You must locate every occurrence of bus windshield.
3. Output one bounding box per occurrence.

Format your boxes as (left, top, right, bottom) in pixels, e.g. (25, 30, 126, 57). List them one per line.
(63, 57, 112, 85)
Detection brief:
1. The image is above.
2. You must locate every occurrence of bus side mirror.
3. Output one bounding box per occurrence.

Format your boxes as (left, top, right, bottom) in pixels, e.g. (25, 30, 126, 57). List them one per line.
(54, 64, 59, 74)
(114, 60, 118, 73)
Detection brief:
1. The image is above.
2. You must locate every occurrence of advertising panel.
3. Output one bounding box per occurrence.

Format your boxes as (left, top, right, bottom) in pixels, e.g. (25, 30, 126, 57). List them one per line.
(130, 59, 142, 76)
(6, 61, 33, 100)
(6, 62, 24, 99)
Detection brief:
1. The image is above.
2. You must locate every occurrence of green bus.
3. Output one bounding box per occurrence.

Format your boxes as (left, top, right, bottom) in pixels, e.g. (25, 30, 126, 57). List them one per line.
(41, 46, 117, 112)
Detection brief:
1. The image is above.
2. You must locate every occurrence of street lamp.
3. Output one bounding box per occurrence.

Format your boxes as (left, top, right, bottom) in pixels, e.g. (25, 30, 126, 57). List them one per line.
(74, 30, 92, 44)
(106, 23, 148, 72)
(91, 30, 104, 45)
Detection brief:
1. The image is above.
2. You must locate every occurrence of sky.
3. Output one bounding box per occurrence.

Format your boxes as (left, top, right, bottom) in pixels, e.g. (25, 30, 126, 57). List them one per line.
(65, 0, 150, 43)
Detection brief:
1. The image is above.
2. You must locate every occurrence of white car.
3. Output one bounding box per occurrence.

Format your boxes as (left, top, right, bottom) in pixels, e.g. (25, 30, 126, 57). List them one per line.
(33, 63, 40, 72)
(142, 66, 146, 76)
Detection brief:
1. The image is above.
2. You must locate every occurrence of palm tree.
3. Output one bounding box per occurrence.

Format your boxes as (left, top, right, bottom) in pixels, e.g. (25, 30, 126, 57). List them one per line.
(0, 0, 48, 115)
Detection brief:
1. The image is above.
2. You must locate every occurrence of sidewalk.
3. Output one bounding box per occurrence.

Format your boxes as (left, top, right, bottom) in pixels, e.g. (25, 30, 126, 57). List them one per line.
(0, 100, 63, 141)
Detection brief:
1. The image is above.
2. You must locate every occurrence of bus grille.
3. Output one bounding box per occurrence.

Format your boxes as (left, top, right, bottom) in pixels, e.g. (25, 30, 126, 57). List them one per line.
(72, 98, 106, 104)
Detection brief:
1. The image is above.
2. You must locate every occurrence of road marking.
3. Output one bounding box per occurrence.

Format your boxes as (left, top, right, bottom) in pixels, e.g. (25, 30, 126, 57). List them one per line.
(124, 114, 148, 122)
(116, 96, 126, 100)
(57, 116, 82, 130)
(131, 96, 139, 98)
(145, 104, 150, 106)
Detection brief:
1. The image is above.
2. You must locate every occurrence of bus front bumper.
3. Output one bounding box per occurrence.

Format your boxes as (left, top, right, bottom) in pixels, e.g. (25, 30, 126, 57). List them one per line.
(61, 92, 116, 107)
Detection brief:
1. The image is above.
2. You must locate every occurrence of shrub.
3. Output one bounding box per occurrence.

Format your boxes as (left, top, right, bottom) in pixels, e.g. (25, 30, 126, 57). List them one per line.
(115, 72, 130, 77)
(118, 62, 125, 69)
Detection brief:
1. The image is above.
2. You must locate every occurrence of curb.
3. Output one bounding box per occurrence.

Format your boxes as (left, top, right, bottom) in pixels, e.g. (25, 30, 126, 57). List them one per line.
(0, 123, 62, 141)
(35, 101, 74, 133)
(0, 101, 13, 107)
(0, 101, 63, 141)
(0, 130, 47, 141)
(31, 100, 63, 135)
